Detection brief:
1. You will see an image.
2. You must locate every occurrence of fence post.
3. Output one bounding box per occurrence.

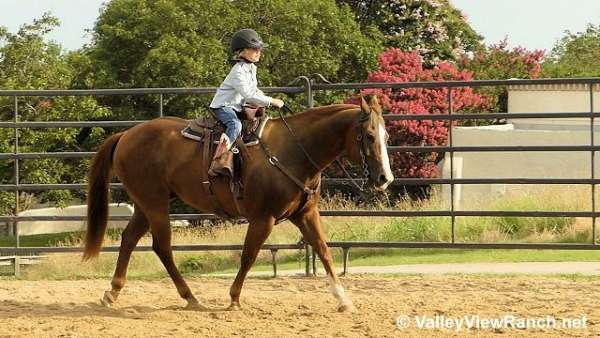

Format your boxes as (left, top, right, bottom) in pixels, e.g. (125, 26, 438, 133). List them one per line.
(591, 83, 596, 244)
(447, 86, 455, 243)
(304, 243, 310, 276)
(14, 256, 20, 277)
(159, 93, 164, 117)
(270, 249, 278, 278)
(13, 96, 20, 252)
(293, 75, 314, 277)
(306, 78, 314, 108)
(311, 247, 317, 276)
(342, 247, 350, 276)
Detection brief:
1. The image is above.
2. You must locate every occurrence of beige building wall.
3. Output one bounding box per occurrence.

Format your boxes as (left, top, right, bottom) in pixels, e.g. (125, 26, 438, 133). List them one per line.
(508, 84, 600, 114)
(441, 84, 600, 209)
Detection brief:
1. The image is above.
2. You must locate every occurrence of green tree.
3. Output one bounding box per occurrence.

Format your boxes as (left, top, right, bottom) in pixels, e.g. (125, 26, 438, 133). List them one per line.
(79, 0, 384, 118)
(0, 14, 111, 214)
(543, 24, 600, 78)
(337, 0, 482, 63)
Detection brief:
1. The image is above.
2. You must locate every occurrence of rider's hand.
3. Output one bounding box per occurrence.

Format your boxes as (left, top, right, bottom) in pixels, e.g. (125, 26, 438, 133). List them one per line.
(271, 98, 284, 108)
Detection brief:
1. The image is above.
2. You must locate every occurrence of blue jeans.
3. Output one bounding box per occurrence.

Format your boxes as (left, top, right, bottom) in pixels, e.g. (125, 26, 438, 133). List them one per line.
(213, 107, 242, 142)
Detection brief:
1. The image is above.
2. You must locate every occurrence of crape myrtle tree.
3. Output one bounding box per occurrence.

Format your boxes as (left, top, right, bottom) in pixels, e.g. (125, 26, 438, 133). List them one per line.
(459, 38, 544, 113)
(365, 49, 492, 179)
(337, 0, 482, 63)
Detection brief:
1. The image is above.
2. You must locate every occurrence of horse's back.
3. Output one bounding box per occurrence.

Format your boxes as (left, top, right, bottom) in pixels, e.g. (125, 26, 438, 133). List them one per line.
(112, 117, 200, 194)
(114, 116, 189, 160)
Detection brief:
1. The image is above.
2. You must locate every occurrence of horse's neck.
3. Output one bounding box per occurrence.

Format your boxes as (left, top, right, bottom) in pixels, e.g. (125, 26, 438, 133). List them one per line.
(274, 105, 360, 175)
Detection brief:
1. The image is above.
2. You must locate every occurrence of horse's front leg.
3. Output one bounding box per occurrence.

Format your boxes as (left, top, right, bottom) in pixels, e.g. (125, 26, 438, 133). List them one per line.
(228, 216, 275, 310)
(291, 206, 356, 312)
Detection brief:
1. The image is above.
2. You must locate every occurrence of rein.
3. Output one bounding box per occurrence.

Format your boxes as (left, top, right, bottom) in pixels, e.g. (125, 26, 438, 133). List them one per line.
(277, 105, 320, 171)
(257, 105, 320, 196)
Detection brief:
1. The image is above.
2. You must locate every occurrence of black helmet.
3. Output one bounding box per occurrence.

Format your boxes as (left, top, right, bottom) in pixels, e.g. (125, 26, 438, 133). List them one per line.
(230, 29, 268, 53)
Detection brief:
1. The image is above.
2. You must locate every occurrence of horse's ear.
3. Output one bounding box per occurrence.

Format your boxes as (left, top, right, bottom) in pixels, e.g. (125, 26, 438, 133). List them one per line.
(366, 94, 382, 115)
(360, 95, 371, 115)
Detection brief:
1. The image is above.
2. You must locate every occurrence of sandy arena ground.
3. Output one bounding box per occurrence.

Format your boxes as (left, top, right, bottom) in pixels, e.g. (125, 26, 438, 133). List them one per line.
(1, 274, 599, 337)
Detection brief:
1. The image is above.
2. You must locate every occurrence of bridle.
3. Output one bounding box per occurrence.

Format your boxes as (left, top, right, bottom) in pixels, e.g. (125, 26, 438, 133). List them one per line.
(332, 107, 373, 203)
(356, 107, 373, 190)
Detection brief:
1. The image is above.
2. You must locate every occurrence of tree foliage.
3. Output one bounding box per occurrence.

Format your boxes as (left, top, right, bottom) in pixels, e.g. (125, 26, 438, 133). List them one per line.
(0, 14, 111, 214)
(461, 39, 544, 81)
(337, 0, 482, 63)
(543, 24, 600, 78)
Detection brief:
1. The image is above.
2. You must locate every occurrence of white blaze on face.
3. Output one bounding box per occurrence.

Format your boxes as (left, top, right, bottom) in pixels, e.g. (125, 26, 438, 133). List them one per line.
(378, 123, 394, 189)
(327, 275, 352, 307)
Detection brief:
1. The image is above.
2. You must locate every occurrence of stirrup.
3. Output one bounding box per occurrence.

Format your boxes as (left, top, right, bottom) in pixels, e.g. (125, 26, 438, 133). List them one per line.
(242, 132, 259, 146)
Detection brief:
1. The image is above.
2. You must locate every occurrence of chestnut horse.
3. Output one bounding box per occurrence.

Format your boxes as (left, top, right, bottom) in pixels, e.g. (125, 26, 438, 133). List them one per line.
(83, 95, 393, 312)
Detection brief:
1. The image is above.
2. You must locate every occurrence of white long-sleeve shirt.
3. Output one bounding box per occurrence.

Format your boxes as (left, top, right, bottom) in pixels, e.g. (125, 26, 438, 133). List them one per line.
(209, 61, 273, 111)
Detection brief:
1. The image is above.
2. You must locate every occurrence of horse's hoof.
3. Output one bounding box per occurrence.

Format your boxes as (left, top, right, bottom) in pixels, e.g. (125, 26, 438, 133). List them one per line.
(185, 300, 209, 311)
(337, 303, 357, 313)
(100, 291, 116, 307)
(227, 302, 241, 311)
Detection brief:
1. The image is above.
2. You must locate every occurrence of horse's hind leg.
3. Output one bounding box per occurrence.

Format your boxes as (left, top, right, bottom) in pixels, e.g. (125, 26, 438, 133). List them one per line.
(146, 207, 207, 310)
(101, 206, 149, 306)
(290, 207, 356, 312)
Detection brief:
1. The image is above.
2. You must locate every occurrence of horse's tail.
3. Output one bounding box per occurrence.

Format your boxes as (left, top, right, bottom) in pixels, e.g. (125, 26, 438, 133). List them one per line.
(83, 132, 123, 261)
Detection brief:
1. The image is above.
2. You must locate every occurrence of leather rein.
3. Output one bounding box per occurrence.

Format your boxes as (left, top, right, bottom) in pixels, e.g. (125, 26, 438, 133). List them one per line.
(256, 105, 371, 222)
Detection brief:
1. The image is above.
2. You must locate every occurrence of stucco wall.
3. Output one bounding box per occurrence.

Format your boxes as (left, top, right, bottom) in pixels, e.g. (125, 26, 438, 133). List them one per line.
(507, 84, 600, 114)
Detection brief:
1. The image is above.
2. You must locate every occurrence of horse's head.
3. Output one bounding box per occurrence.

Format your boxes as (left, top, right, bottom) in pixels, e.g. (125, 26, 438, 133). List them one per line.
(346, 95, 394, 191)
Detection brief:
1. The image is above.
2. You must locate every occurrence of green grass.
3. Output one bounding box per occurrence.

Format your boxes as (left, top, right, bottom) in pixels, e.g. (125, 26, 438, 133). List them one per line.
(0, 231, 82, 247)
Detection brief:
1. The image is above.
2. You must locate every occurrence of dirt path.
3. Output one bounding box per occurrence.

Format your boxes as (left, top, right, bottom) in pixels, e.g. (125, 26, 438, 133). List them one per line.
(344, 261, 600, 275)
(1, 275, 599, 337)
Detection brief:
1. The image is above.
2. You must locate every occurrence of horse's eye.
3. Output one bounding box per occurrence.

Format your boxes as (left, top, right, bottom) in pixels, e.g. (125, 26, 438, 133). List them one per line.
(366, 134, 376, 143)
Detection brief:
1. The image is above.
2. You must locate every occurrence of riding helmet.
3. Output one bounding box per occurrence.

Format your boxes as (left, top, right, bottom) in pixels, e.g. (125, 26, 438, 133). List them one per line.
(230, 29, 268, 53)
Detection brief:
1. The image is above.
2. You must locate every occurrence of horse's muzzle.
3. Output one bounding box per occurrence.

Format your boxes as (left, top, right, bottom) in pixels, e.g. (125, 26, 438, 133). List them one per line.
(373, 173, 394, 191)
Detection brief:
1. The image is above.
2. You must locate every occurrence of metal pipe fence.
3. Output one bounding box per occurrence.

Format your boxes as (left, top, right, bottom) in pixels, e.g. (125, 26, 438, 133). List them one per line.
(1, 76, 600, 277)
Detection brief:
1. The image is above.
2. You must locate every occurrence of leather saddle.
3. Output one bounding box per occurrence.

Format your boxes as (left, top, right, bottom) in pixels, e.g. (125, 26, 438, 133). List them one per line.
(182, 111, 269, 146)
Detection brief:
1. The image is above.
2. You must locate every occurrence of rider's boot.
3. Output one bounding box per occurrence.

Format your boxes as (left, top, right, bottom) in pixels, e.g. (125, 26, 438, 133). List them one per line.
(208, 134, 233, 177)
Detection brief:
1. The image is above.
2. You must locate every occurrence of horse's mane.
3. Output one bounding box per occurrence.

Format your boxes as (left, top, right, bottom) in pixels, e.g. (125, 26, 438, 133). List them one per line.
(279, 104, 360, 122)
